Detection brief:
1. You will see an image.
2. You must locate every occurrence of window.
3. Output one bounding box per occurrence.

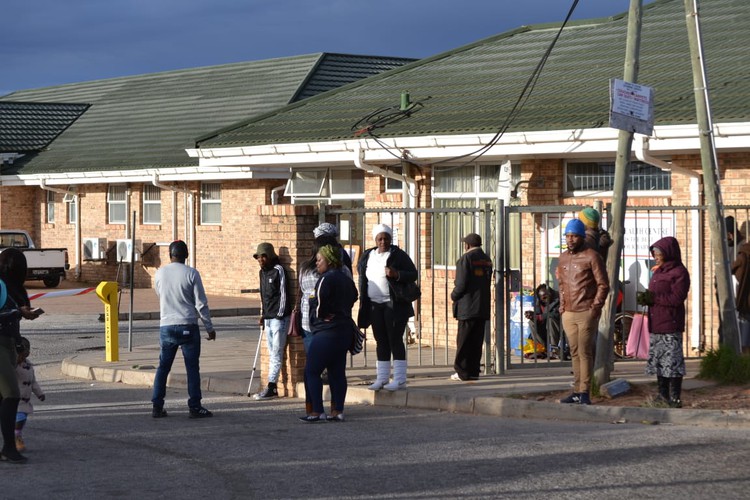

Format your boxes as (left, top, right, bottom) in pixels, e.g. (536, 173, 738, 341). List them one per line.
(565, 160, 671, 194)
(142, 185, 161, 224)
(64, 192, 77, 224)
(384, 165, 403, 192)
(107, 185, 127, 224)
(46, 191, 55, 223)
(200, 183, 221, 224)
(284, 168, 365, 204)
(432, 163, 508, 266)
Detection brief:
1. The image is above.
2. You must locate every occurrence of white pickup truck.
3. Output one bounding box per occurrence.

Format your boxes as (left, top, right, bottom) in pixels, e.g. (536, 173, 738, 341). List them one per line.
(0, 229, 69, 288)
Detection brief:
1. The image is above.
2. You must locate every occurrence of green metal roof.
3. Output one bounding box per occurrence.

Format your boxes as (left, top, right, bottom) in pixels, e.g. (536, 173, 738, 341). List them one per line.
(1, 53, 415, 175)
(197, 0, 750, 150)
(0, 101, 89, 152)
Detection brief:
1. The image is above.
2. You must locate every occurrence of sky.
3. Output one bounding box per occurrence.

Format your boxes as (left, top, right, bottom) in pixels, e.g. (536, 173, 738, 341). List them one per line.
(1, 0, 657, 96)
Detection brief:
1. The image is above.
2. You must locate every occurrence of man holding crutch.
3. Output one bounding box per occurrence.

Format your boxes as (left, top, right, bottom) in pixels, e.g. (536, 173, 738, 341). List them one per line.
(151, 240, 216, 418)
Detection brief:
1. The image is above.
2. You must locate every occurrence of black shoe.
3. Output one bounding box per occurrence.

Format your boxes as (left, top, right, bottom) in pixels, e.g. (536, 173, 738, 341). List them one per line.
(189, 407, 213, 419)
(560, 393, 581, 404)
(578, 393, 592, 405)
(0, 448, 28, 464)
(299, 414, 327, 423)
(669, 398, 683, 408)
(152, 406, 168, 418)
(253, 385, 279, 401)
(326, 414, 345, 422)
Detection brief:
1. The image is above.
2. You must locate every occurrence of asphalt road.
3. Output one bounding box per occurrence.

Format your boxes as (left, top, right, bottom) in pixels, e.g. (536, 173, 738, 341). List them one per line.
(7, 315, 750, 499)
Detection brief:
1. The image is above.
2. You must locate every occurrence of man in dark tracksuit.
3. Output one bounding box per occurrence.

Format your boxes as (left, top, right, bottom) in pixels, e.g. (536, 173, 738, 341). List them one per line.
(451, 233, 493, 381)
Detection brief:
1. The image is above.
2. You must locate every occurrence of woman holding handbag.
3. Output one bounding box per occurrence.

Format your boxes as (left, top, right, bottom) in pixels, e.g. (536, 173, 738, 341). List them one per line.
(639, 236, 691, 408)
(357, 224, 419, 392)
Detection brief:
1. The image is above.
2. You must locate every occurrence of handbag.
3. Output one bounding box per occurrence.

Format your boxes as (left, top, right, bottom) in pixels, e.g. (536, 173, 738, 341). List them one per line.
(287, 309, 302, 337)
(349, 318, 366, 355)
(626, 311, 650, 359)
(388, 279, 421, 303)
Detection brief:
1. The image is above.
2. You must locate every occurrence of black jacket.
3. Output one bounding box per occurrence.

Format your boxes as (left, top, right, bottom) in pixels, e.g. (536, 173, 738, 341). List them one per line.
(356, 245, 418, 328)
(259, 260, 292, 319)
(451, 247, 493, 320)
(310, 269, 358, 333)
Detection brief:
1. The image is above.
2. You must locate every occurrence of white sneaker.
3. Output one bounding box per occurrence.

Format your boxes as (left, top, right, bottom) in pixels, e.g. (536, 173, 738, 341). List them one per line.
(450, 372, 462, 381)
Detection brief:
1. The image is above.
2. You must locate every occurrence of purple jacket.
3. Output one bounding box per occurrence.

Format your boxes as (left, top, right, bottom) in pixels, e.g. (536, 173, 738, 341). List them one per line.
(647, 237, 690, 334)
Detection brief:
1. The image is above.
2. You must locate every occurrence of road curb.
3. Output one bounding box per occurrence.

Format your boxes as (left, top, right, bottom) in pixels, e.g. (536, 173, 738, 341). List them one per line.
(62, 358, 750, 428)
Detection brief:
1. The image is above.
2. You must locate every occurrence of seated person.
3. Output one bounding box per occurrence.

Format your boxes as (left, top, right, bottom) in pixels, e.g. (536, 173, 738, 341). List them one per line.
(525, 283, 569, 359)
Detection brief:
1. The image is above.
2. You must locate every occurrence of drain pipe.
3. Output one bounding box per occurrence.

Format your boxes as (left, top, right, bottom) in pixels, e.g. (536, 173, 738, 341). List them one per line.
(152, 173, 196, 268)
(39, 180, 81, 279)
(271, 185, 286, 205)
(634, 135, 702, 350)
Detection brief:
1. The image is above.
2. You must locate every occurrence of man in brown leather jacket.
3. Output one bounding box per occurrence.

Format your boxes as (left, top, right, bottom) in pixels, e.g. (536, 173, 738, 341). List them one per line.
(557, 219, 609, 405)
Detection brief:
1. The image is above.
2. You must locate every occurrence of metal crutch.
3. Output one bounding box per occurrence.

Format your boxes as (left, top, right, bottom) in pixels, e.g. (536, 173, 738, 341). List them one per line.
(247, 322, 264, 397)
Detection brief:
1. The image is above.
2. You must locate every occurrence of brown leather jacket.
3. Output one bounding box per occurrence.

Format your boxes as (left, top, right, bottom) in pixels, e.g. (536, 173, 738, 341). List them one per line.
(558, 247, 609, 314)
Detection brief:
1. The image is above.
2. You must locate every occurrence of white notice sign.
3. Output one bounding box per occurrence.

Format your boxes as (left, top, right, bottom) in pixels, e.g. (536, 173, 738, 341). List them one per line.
(609, 79, 654, 135)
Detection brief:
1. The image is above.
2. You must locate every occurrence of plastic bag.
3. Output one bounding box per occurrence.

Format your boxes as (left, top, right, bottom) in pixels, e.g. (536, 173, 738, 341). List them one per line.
(626, 312, 650, 359)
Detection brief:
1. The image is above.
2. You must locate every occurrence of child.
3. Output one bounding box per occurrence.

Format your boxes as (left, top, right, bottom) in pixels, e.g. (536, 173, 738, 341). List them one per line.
(252, 242, 292, 400)
(15, 337, 45, 452)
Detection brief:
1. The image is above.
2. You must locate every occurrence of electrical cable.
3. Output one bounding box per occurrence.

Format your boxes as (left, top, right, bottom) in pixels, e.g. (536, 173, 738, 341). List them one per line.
(352, 0, 581, 170)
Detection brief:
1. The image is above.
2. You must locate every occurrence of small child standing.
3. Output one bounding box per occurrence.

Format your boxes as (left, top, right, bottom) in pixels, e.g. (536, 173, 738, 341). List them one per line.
(15, 337, 45, 452)
(252, 242, 292, 400)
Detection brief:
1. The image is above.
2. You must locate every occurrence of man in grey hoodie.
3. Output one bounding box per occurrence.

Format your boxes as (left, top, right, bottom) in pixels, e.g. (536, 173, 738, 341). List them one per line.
(151, 240, 216, 419)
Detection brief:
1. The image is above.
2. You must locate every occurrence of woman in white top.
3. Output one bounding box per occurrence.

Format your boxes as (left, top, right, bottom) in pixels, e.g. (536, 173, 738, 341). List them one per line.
(356, 224, 418, 392)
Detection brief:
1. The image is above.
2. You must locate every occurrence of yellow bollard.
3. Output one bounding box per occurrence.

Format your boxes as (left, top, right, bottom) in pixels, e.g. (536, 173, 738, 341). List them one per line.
(96, 281, 119, 362)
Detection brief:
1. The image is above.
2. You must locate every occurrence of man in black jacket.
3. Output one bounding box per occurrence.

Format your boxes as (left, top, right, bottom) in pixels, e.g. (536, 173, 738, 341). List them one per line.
(450, 233, 493, 381)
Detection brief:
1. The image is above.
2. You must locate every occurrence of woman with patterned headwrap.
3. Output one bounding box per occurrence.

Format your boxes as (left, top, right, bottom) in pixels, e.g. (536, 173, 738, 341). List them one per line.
(300, 245, 358, 422)
(357, 224, 419, 392)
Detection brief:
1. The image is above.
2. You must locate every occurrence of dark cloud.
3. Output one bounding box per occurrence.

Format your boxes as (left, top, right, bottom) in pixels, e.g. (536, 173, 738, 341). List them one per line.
(1, 0, 654, 95)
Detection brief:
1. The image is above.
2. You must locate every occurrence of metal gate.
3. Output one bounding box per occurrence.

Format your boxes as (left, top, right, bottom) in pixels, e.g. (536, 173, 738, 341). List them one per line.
(324, 203, 749, 372)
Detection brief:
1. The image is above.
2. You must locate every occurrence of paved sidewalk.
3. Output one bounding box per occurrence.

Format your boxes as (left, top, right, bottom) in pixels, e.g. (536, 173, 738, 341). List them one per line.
(40, 281, 750, 428)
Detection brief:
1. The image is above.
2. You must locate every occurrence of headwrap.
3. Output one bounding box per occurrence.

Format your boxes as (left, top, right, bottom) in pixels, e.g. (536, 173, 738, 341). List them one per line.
(372, 223, 393, 241)
(579, 207, 600, 229)
(313, 222, 338, 239)
(318, 244, 341, 268)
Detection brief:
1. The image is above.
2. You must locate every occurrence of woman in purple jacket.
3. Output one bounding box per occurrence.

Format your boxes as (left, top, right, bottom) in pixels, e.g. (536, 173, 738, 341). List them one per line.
(640, 236, 691, 408)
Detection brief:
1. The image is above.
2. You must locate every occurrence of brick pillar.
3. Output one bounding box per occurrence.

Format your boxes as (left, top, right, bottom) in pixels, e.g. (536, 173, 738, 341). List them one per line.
(254, 204, 317, 397)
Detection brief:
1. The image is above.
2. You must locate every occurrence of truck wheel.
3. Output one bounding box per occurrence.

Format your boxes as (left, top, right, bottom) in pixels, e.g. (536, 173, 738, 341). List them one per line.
(43, 276, 61, 288)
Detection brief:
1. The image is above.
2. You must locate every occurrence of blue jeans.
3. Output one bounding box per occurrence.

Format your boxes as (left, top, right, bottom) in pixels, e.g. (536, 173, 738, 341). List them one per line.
(304, 328, 350, 414)
(152, 324, 202, 409)
(263, 317, 289, 384)
(302, 328, 313, 353)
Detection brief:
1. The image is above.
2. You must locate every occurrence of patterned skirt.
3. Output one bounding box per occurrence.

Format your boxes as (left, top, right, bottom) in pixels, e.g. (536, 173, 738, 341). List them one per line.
(645, 332, 686, 377)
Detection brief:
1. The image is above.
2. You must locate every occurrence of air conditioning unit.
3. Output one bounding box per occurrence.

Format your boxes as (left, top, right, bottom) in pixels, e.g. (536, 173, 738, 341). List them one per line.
(116, 239, 139, 262)
(82, 237, 107, 260)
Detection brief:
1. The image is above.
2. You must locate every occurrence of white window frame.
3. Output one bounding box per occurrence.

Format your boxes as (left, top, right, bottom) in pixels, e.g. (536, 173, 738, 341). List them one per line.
(432, 163, 507, 267)
(285, 168, 365, 204)
(564, 160, 671, 197)
(142, 184, 162, 225)
(107, 185, 127, 224)
(200, 182, 222, 225)
(64, 193, 77, 224)
(46, 190, 55, 223)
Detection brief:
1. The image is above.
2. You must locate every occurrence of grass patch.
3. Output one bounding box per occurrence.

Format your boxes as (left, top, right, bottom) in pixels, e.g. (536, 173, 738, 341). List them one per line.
(698, 345, 750, 384)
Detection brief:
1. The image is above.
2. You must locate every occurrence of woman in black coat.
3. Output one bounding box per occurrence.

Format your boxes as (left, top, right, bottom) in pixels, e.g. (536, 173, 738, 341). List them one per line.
(357, 224, 418, 392)
(0, 248, 41, 463)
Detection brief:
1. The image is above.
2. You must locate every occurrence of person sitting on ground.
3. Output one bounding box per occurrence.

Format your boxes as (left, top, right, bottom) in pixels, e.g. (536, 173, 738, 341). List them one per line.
(525, 283, 568, 359)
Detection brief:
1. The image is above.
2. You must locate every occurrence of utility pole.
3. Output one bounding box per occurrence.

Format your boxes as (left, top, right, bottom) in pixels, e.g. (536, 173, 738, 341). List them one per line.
(593, 0, 643, 388)
(683, 0, 740, 352)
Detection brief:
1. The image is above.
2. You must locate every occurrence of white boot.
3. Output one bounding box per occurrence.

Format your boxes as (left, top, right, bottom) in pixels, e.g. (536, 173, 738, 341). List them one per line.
(383, 359, 407, 391)
(368, 361, 391, 391)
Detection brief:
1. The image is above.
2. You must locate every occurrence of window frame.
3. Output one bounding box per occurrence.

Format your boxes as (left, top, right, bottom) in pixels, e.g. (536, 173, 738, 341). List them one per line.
(142, 184, 162, 225)
(107, 185, 127, 224)
(46, 190, 55, 223)
(564, 159, 671, 197)
(200, 182, 222, 225)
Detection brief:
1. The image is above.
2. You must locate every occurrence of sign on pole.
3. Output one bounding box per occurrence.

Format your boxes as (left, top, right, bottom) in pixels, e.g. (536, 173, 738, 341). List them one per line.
(609, 79, 654, 136)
